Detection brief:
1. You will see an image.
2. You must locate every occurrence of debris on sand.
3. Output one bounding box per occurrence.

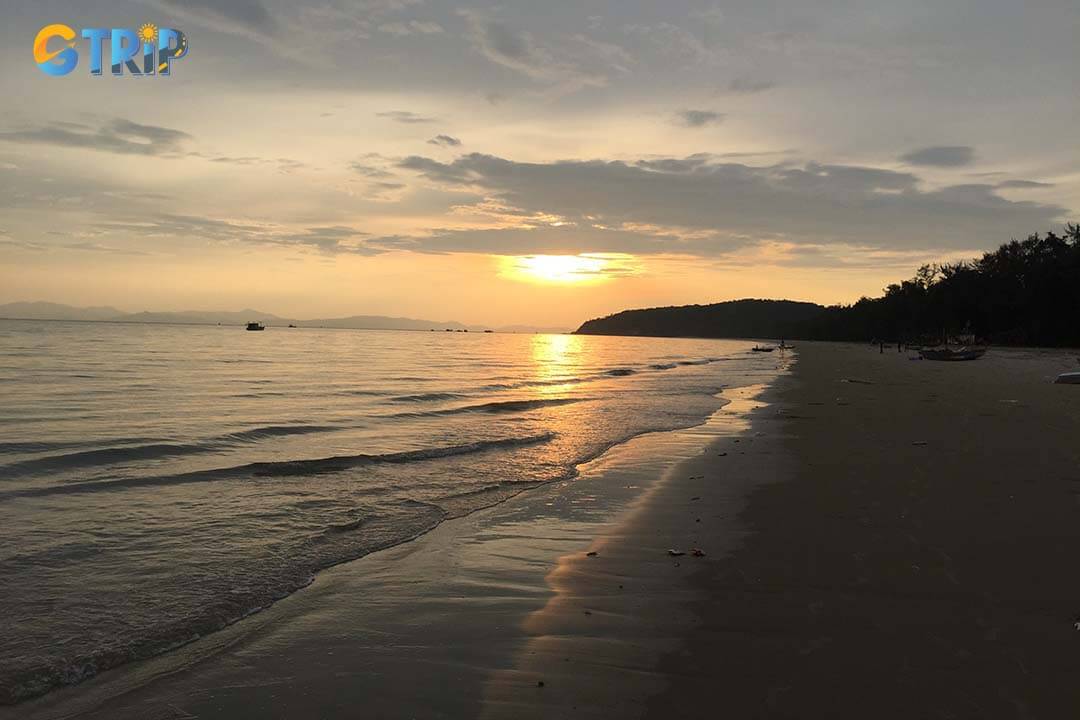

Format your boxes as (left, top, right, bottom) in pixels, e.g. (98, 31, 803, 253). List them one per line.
(691, 548, 706, 557)
(668, 549, 686, 556)
(841, 378, 875, 385)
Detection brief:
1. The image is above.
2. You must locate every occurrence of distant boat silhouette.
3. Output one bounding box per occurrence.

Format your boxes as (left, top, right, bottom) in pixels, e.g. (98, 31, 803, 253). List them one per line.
(751, 345, 774, 352)
(287, 324, 297, 328)
(246, 322, 265, 331)
(917, 346, 986, 361)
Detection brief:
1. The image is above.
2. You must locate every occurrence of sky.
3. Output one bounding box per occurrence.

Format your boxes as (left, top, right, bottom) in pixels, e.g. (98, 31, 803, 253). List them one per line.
(1, 0, 1077, 327)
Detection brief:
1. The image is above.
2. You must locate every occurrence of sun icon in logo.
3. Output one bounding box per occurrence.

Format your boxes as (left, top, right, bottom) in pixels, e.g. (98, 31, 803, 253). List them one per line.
(138, 23, 158, 44)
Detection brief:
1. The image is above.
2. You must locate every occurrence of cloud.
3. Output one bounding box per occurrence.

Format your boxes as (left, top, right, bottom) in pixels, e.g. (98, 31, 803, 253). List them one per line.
(996, 179, 1054, 189)
(271, 226, 378, 254)
(1, 235, 149, 255)
(202, 155, 307, 173)
(209, 156, 264, 165)
(0, 119, 191, 156)
(275, 158, 306, 174)
(900, 146, 975, 168)
(690, 5, 726, 24)
(0, 237, 48, 251)
(378, 20, 444, 36)
(394, 152, 1067, 253)
(427, 135, 462, 148)
(677, 110, 725, 128)
(367, 224, 746, 257)
(377, 111, 436, 124)
(97, 214, 380, 254)
(152, 0, 277, 35)
(727, 77, 775, 94)
(622, 22, 718, 67)
(460, 9, 629, 91)
(59, 241, 150, 256)
(350, 159, 396, 178)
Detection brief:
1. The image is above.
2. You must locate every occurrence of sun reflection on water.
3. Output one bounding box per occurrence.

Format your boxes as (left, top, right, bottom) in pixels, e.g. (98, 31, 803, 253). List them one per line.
(528, 333, 588, 396)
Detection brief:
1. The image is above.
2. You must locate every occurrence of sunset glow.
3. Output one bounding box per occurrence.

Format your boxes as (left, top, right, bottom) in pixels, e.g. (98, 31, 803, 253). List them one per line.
(1, 1, 1075, 329)
(503, 254, 638, 285)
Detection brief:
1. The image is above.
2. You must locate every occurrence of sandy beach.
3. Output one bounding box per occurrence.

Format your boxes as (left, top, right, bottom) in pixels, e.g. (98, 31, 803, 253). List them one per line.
(650, 342, 1080, 718)
(9, 342, 1079, 719)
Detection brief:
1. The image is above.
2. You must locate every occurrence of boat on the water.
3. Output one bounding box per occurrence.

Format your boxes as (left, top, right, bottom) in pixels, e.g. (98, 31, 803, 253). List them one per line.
(1055, 372, 1080, 385)
(751, 346, 775, 353)
(917, 346, 986, 361)
(246, 322, 266, 331)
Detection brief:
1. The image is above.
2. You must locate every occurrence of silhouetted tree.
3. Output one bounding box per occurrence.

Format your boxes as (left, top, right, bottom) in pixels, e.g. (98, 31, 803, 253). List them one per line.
(808, 225, 1080, 346)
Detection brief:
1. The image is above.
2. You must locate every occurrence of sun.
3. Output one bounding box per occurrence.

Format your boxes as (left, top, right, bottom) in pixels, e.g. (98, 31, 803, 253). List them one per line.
(138, 23, 158, 44)
(501, 253, 638, 285)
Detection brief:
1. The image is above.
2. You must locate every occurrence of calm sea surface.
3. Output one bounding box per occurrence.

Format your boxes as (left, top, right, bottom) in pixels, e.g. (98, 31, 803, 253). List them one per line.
(0, 320, 782, 702)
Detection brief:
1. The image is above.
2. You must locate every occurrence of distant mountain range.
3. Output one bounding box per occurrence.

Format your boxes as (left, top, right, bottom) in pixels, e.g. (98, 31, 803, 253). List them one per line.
(0, 302, 129, 322)
(0, 302, 567, 334)
(575, 299, 826, 339)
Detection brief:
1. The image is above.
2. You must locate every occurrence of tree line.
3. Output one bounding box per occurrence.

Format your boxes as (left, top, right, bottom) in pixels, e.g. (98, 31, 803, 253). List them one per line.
(807, 224, 1080, 346)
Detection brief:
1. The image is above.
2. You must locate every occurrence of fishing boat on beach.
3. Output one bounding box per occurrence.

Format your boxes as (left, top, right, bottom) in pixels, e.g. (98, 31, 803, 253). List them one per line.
(917, 346, 986, 361)
(246, 322, 266, 331)
(751, 345, 775, 353)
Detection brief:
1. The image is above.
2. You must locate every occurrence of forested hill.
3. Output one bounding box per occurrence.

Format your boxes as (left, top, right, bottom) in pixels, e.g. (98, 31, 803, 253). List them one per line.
(575, 225, 1080, 347)
(574, 299, 825, 339)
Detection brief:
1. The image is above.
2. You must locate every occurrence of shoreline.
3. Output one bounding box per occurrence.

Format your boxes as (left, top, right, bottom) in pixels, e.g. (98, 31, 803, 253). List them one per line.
(6, 363, 790, 718)
(479, 382, 790, 717)
(0, 342, 762, 708)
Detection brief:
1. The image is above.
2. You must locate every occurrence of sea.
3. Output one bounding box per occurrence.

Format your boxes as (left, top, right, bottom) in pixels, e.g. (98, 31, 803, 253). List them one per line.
(0, 319, 782, 703)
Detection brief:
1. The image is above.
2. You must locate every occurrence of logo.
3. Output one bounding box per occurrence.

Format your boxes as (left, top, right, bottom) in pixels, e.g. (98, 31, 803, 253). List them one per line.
(34, 24, 188, 76)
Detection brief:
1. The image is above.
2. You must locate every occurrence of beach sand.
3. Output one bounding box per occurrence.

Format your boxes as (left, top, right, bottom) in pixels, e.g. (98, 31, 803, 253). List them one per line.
(647, 342, 1080, 718)
(9, 343, 1080, 719)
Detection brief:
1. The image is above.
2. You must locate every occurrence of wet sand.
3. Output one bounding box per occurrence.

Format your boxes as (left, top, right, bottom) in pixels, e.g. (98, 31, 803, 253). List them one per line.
(10, 343, 1080, 718)
(8, 376, 786, 720)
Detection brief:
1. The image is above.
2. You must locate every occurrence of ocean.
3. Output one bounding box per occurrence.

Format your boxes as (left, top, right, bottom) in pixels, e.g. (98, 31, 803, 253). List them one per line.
(0, 320, 782, 703)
